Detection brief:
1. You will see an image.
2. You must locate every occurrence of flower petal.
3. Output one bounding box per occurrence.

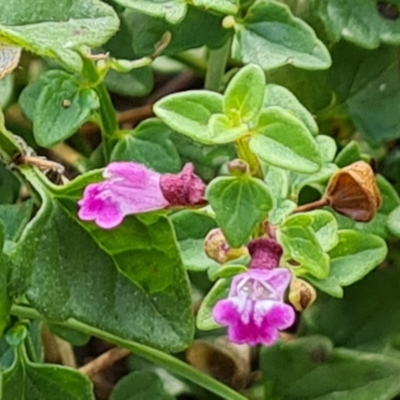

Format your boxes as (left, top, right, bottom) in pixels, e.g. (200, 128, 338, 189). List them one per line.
(264, 303, 296, 330)
(266, 268, 292, 298)
(213, 299, 241, 325)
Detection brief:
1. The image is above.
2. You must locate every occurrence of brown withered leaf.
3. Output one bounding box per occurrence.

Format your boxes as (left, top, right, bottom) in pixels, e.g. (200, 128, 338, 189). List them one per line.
(185, 338, 254, 390)
(325, 161, 382, 222)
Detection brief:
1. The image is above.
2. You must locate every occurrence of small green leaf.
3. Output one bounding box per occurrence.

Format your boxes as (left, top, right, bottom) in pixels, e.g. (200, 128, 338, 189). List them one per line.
(224, 64, 265, 123)
(312, 0, 400, 49)
(250, 107, 322, 173)
(3, 347, 95, 400)
(127, 6, 232, 57)
(387, 206, 400, 238)
(261, 336, 400, 400)
(171, 210, 218, 272)
(111, 119, 182, 173)
(207, 264, 247, 281)
(278, 225, 330, 279)
(328, 230, 387, 287)
(305, 274, 343, 298)
(207, 176, 273, 247)
(232, 1, 331, 71)
(316, 135, 337, 162)
(114, 0, 187, 24)
(105, 67, 154, 98)
(264, 84, 318, 136)
(0, 75, 14, 109)
(110, 371, 174, 400)
(269, 199, 297, 225)
(197, 278, 230, 330)
(0, 0, 119, 71)
(334, 140, 363, 167)
(192, 0, 238, 15)
(20, 71, 99, 147)
(154, 91, 224, 144)
(264, 166, 289, 200)
(307, 210, 339, 252)
(208, 113, 249, 143)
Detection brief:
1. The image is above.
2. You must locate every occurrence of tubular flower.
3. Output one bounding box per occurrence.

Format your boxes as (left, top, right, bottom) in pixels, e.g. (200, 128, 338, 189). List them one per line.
(213, 239, 295, 346)
(78, 162, 205, 229)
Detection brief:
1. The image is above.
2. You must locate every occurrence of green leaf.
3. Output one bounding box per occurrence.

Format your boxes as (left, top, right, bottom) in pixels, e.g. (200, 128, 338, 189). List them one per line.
(171, 210, 218, 272)
(264, 166, 289, 200)
(3, 346, 95, 400)
(387, 206, 400, 238)
(105, 67, 153, 98)
(206, 176, 273, 247)
(154, 91, 224, 144)
(224, 64, 265, 123)
(328, 230, 388, 287)
(302, 268, 400, 353)
(316, 135, 337, 163)
(277, 225, 330, 279)
(208, 114, 249, 143)
(334, 141, 363, 167)
(0, 75, 14, 109)
(0, 249, 11, 336)
(11, 187, 193, 352)
(232, 1, 331, 71)
(329, 43, 400, 145)
(261, 336, 400, 400)
(127, 6, 232, 57)
(307, 210, 339, 252)
(192, 0, 238, 15)
(111, 119, 182, 173)
(250, 107, 322, 173)
(312, 0, 400, 49)
(197, 278, 230, 331)
(0, 0, 119, 71)
(0, 201, 32, 242)
(305, 274, 343, 298)
(110, 371, 174, 400)
(114, 0, 187, 24)
(20, 71, 99, 147)
(264, 84, 319, 136)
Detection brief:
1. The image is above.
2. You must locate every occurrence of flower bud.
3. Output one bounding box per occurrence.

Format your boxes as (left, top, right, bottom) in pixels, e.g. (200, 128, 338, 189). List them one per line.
(204, 228, 248, 264)
(325, 161, 382, 222)
(222, 16, 236, 29)
(227, 159, 249, 177)
(288, 278, 317, 311)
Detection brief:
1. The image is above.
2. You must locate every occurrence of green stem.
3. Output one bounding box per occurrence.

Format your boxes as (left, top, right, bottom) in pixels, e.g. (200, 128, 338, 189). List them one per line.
(204, 39, 232, 92)
(11, 305, 248, 400)
(0, 111, 23, 163)
(236, 137, 262, 178)
(95, 82, 119, 161)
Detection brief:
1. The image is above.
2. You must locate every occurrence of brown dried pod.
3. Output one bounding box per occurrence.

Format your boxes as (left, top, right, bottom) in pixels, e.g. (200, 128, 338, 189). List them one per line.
(325, 161, 382, 222)
(204, 228, 248, 264)
(288, 278, 317, 311)
(186, 338, 253, 390)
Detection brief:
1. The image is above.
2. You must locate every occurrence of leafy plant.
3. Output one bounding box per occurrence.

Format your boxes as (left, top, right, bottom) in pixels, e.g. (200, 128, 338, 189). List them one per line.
(0, 0, 399, 399)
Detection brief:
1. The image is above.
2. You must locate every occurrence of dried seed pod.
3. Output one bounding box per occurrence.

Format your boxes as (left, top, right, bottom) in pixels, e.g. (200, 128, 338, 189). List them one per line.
(289, 278, 317, 311)
(204, 228, 248, 264)
(325, 161, 382, 222)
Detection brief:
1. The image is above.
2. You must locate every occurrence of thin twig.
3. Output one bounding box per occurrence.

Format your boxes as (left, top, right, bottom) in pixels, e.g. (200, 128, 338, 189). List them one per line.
(79, 347, 131, 377)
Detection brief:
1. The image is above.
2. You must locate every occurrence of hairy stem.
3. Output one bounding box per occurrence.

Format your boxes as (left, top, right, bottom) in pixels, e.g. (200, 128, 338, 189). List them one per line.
(12, 305, 248, 400)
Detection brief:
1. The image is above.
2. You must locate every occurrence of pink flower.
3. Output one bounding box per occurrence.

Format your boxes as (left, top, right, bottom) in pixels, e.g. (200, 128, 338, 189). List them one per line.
(78, 162, 205, 229)
(213, 268, 295, 346)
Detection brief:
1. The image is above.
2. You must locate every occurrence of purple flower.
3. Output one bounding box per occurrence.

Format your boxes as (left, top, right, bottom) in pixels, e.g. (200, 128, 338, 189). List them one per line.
(248, 238, 283, 269)
(213, 268, 295, 346)
(78, 162, 205, 229)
